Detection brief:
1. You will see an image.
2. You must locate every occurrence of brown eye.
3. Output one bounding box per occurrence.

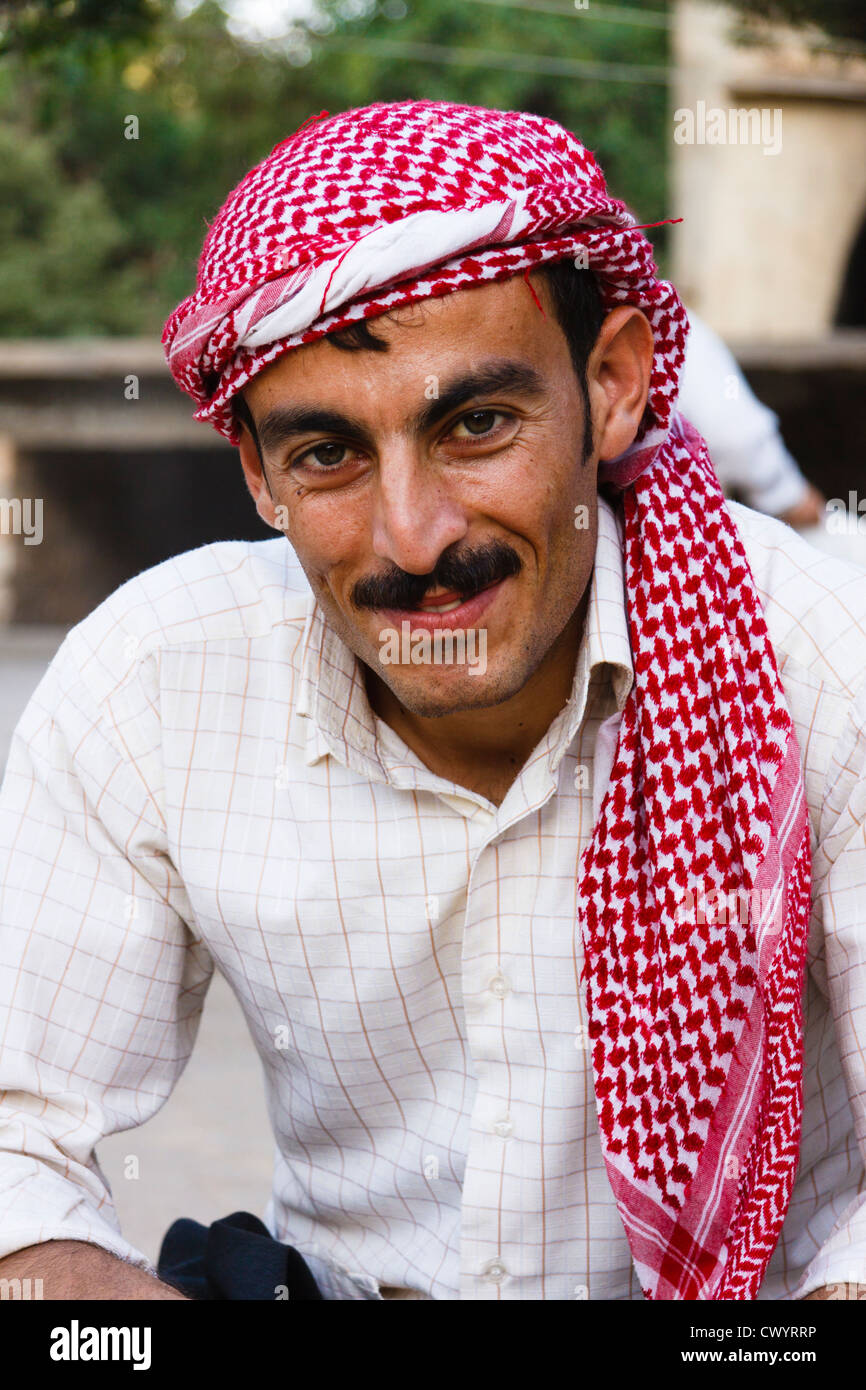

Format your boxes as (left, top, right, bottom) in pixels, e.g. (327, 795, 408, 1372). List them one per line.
(310, 442, 347, 467)
(453, 410, 501, 438)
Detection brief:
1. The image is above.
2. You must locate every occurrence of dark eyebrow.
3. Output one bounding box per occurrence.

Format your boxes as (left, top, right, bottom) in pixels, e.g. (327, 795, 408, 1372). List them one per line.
(257, 407, 375, 458)
(414, 360, 547, 434)
(254, 359, 547, 459)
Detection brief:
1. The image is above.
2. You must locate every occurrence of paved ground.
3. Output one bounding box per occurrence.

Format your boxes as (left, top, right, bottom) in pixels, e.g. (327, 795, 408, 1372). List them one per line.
(0, 627, 273, 1266)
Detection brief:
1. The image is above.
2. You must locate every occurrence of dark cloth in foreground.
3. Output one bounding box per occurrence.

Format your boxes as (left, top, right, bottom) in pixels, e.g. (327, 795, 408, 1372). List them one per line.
(157, 1210, 323, 1301)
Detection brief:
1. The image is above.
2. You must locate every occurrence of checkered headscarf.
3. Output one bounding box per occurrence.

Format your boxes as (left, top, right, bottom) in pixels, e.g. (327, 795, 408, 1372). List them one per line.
(164, 100, 811, 1300)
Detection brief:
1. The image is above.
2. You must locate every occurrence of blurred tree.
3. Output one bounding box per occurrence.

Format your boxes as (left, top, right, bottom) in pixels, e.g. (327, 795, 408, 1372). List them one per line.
(0, 124, 134, 334)
(0, 0, 168, 59)
(0, 0, 670, 337)
(310, 0, 669, 228)
(724, 0, 866, 44)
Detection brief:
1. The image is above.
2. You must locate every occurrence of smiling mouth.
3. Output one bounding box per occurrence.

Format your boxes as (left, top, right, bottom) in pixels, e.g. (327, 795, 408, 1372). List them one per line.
(414, 592, 465, 614)
(406, 579, 501, 614)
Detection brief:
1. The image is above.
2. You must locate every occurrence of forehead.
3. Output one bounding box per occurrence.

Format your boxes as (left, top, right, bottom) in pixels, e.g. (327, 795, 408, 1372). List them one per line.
(242, 273, 569, 413)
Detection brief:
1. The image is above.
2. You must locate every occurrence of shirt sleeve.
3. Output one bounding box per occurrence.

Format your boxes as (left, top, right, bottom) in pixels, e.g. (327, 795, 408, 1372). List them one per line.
(789, 676, 866, 1297)
(0, 624, 214, 1273)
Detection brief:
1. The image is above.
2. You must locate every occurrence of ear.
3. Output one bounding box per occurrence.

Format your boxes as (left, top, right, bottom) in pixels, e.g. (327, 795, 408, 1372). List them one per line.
(586, 306, 654, 462)
(235, 411, 281, 530)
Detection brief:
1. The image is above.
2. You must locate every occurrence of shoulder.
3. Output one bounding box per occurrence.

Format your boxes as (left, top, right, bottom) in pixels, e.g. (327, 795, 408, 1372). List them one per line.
(726, 500, 866, 699)
(54, 538, 314, 709)
(725, 503, 866, 835)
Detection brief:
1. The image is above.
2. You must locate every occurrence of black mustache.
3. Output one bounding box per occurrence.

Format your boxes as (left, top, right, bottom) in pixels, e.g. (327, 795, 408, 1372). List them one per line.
(351, 540, 522, 611)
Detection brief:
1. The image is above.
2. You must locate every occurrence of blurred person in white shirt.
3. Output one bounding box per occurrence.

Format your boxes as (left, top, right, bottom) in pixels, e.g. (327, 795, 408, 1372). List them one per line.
(678, 309, 825, 529)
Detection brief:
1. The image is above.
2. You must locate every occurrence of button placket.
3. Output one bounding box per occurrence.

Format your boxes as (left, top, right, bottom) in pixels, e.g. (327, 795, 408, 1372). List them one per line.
(489, 971, 510, 999)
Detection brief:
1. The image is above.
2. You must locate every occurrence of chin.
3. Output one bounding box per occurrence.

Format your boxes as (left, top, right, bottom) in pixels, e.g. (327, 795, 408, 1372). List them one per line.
(376, 661, 525, 718)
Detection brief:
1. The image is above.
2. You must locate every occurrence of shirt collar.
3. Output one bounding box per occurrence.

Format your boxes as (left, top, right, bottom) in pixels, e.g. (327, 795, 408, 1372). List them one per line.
(572, 491, 634, 718)
(540, 492, 633, 777)
(296, 493, 634, 776)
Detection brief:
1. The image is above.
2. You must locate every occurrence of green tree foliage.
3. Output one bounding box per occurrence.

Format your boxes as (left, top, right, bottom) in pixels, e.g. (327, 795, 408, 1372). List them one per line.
(0, 125, 132, 334)
(0, 0, 670, 337)
(724, 0, 866, 44)
(310, 0, 669, 227)
(0, 0, 168, 60)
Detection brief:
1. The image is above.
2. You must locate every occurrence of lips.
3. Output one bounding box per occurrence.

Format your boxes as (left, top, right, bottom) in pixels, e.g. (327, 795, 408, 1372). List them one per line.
(377, 577, 507, 631)
(415, 589, 464, 614)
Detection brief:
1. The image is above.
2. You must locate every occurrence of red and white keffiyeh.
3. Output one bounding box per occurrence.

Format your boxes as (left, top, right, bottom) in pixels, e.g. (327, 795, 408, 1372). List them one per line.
(163, 99, 811, 1300)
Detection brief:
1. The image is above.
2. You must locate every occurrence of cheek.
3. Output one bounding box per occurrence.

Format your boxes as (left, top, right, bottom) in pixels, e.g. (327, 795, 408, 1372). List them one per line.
(281, 491, 371, 590)
(484, 436, 587, 541)
(457, 437, 550, 520)
(498, 441, 596, 588)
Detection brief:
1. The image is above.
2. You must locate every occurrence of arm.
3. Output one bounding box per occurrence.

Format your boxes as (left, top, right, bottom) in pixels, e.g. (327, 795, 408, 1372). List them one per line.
(790, 679, 866, 1299)
(0, 1241, 189, 1300)
(803, 1282, 866, 1300)
(677, 310, 819, 520)
(0, 619, 214, 1294)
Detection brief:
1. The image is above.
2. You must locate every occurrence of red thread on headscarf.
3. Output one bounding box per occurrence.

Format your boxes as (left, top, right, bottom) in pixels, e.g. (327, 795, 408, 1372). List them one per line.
(523, 267, 545, 316)
(628, 217, 684, 232)
(318, 242, 359, 318)
(293, 110, 330, 139)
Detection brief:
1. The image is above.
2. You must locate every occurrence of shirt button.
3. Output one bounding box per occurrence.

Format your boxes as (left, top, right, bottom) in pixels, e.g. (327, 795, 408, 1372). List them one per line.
(483, 1259, 508, 1284)
(489, 972, 510, 999)
(492, 1115, 513, 1138)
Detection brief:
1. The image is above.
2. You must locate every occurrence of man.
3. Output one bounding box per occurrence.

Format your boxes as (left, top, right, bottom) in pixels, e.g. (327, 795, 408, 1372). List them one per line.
(677, 309, 826, 529)
(1, 100, 865, 1301)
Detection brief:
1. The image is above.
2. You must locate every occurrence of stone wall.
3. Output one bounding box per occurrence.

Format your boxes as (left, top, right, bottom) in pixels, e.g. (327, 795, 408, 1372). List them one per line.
(672, 1, 866, 339)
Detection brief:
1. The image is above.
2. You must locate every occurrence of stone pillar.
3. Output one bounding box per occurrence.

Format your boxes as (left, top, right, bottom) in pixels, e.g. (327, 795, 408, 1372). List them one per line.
(0, 434, 19, 626)
(671, 0, 866, 340)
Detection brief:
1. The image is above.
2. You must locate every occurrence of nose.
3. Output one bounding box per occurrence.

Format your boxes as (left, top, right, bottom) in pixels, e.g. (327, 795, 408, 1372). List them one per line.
(370, 443, 468, 575)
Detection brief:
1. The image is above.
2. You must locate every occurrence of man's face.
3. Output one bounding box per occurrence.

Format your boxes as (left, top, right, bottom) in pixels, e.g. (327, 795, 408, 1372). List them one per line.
(238, 275, 615, 717)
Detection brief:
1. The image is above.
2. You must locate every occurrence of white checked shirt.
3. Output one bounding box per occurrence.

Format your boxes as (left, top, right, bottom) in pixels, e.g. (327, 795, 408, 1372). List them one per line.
(1, 496, 866, 1301)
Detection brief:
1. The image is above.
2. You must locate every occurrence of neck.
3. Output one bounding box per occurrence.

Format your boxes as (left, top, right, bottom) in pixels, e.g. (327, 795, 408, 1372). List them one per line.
(364, 591, 588, 806)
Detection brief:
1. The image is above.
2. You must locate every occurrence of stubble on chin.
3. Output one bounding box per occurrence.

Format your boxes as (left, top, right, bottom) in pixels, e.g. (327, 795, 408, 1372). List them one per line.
(367, 661, 528, 720)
